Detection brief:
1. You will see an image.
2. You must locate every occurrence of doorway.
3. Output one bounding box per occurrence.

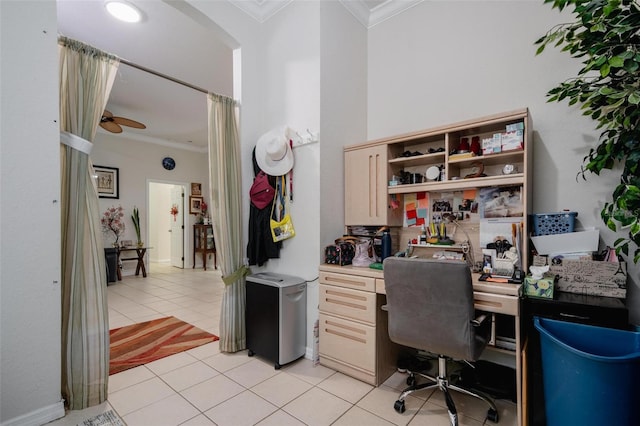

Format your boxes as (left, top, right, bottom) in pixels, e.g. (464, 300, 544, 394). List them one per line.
(148, 181, 187, 269)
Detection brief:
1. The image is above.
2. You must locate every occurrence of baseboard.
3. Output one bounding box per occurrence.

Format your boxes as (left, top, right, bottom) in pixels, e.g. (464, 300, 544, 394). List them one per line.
(1, 400, 65, 426)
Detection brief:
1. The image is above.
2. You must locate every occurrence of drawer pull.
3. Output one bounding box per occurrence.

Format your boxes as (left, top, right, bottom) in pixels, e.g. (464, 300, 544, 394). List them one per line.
(475, 300, 502, 309)
(326, 289, 367, 301)
(559, 312, 590, 321)
(324, 321, 367, 343)
(325, 327, 367, 344)
(325, 297, 366, 310)
(325, 319, 366, 334)
(325, 276, 366, 288)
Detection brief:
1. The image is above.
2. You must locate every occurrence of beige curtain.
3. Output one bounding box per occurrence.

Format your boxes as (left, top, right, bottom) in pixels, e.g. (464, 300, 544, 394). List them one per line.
(59, 36, 119, 409)
(207, 93, 249, 352)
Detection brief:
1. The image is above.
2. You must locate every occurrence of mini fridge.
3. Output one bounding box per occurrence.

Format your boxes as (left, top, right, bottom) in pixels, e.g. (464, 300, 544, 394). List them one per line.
(246, 272, 307, 369)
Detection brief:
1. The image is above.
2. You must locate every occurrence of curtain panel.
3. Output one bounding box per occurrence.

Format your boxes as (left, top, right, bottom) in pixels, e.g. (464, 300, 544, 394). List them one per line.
(59, 36, 118, 409)
(206, 94, 249, 352)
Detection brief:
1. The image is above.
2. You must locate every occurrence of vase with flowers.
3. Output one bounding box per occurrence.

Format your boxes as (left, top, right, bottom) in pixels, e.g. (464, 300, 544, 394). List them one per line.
(200, 200, 209, 224)
(101, 205, 125, 247)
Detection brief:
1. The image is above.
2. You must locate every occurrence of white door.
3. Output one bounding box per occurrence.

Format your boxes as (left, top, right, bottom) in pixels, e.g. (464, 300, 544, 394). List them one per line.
(170, 186, 184, 268)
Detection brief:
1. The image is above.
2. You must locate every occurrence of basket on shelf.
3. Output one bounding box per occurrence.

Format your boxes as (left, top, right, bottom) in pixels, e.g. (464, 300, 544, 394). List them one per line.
(531, 212, 577, 236)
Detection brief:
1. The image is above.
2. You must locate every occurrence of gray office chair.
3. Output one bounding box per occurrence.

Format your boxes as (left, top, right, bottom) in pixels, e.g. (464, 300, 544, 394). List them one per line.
(383, 257, 499, 425)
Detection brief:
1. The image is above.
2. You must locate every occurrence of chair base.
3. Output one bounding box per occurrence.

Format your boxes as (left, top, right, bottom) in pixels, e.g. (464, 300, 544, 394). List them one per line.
(393, 356, 499, 426)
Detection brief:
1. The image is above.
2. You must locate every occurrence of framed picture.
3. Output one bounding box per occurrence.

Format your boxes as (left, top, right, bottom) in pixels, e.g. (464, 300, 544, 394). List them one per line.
(191, 182, 202, 196)
(189, 196, 203, 214)
(94, 165, 119, 199)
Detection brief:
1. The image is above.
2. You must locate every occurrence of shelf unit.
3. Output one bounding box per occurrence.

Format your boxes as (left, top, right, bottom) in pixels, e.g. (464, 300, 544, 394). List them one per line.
(193, 224, 216, 271)
(345, 107, 532, 272)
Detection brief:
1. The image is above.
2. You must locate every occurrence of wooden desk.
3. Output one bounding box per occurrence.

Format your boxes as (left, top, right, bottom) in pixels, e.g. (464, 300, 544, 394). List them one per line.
(117, 247, 149, 280)
(318, 264, 523, 425)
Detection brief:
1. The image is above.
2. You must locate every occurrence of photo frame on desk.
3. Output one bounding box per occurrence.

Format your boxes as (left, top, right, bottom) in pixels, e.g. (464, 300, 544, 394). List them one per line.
(93, 165, 119, 199)
(189, 196, 203, 214)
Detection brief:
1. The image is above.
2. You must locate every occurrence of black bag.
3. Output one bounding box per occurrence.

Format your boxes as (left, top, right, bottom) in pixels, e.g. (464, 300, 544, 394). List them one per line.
(324, 237, 357, 265)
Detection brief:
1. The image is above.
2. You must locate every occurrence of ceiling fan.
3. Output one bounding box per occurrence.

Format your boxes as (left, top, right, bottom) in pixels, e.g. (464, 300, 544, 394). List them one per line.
(99, 110, 146, 134)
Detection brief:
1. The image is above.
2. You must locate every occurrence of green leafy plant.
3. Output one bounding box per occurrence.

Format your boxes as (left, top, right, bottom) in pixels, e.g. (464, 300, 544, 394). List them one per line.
(535, 0, 640, 262)
(131, 206, 142, 246)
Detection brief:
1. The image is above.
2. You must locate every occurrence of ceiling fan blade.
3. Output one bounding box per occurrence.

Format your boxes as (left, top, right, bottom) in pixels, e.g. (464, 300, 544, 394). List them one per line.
(100, 120, 123, 133)
(113, 116, 146, 129)
(102, 110, 114, 118)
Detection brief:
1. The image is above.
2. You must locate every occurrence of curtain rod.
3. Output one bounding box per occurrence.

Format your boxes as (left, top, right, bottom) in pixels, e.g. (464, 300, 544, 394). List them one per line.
(58, 36, 235, 102)
(119, 58, 209, 95)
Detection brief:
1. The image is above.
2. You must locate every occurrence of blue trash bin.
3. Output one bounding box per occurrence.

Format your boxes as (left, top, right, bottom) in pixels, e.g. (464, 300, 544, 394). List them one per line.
(534, 317, 640, 426)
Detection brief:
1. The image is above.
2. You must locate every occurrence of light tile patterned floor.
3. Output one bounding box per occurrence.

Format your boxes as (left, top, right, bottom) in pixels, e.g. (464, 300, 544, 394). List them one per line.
(48, 263, 517, 426)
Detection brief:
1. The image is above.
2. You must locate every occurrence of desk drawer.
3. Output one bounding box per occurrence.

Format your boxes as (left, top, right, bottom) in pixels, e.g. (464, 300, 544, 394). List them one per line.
(320, 271, 376, 292)
(474, 292, 519, 316)
(319, 284, 376, 324)
(319, 313, 375, 374)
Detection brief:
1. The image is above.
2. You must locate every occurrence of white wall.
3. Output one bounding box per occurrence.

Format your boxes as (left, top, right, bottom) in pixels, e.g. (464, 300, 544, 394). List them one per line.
(190, 0, 324, 352)
(0, 1, 65, 424)
(320, 1, 368, 250)
(91, 133, 210, 271)
(367, 0, 638, 324)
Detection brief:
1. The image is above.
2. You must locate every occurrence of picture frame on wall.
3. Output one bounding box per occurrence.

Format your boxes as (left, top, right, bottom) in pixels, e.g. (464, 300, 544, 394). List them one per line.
(189, 196, 203, 214)
(191, 182, 202, 196)
(94, 165, 119, 199)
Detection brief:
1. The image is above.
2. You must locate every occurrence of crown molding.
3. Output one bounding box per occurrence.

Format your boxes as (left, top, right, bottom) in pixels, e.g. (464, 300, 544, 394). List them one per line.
(228, 0, 293, 23)
(227, 0, 423, 27)
(367, 0, 423, 28)
(98, 129, 208, 153)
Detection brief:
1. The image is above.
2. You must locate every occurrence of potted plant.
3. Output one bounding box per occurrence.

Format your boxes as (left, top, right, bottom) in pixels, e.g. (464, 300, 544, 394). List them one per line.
(131, 206, 143, 247)
(536, 0, 640, 262)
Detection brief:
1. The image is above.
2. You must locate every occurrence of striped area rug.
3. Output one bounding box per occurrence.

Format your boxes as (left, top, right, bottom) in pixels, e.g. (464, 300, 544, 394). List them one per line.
(109, 316, 219, 375)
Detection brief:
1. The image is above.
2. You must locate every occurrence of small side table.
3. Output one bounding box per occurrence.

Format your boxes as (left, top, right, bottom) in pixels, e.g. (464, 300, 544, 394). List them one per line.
(117, 247, 149, 280)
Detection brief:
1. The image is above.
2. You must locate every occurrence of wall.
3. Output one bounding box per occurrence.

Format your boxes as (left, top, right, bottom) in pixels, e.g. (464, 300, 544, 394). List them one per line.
(320, 1, 368, 250)
(189, 0, 324, 353)
(0, 1, 65, 424)
(367, 0, 638, 324)
(91, 133, 210, 272)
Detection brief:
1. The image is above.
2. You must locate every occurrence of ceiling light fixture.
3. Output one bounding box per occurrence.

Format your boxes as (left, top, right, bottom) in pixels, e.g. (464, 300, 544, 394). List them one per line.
(104, 1, 142, 23)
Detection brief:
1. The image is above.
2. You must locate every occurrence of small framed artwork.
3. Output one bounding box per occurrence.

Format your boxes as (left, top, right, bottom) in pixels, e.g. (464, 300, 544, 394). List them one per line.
(191, 182, 202, 196)
(93, 165, 119, 199)
(189, 196, 203, 215)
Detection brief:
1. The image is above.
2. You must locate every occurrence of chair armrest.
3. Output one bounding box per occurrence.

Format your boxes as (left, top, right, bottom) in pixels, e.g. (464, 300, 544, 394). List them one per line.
(471, 313, 488, 327)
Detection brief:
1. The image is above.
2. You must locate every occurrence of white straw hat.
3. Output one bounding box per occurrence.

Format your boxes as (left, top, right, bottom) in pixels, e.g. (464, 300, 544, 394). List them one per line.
(255, 126, 294, 176)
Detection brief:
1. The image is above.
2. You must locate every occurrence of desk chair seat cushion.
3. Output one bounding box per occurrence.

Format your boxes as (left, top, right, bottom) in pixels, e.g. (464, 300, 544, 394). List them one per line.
(383, 257, 489, 361)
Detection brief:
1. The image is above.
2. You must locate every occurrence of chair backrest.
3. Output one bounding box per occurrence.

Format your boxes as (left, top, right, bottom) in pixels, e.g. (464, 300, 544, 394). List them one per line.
(383, 257, 486, 361)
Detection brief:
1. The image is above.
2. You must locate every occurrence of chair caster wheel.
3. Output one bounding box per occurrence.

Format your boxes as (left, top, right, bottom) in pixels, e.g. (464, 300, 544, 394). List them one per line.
(487, 408, 499, 423)
(394, 399, 406, 413)
(248, 350, 255, 357)
(406, 375, 416, 386)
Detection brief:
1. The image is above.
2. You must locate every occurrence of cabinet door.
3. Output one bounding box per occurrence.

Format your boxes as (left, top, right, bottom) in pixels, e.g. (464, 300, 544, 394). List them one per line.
(345, 145, 400, 226)
(206, 226, 215, 250)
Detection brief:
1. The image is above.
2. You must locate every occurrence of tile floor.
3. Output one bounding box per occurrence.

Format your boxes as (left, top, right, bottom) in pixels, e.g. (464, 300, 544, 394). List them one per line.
(49, 263, 517, 426)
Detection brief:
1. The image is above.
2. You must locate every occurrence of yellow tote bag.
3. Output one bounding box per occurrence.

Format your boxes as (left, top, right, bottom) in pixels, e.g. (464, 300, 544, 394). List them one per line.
(270, 176, 295, 242)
